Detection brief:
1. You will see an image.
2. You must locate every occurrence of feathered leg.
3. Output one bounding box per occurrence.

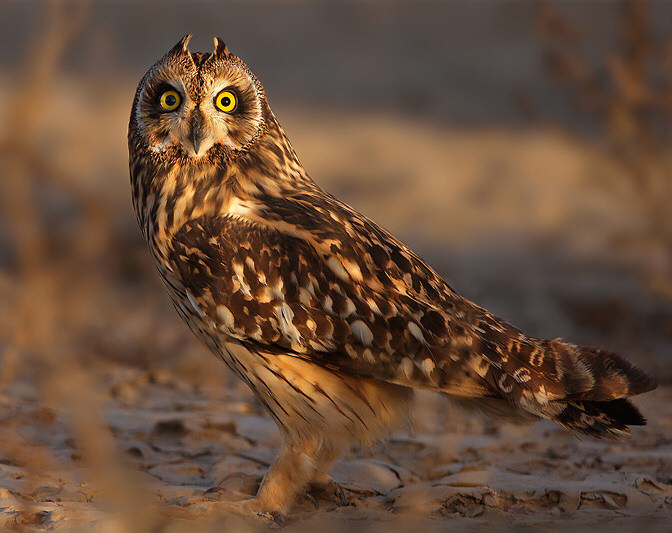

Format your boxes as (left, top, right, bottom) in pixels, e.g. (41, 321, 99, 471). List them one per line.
(208, 432, 339, 522)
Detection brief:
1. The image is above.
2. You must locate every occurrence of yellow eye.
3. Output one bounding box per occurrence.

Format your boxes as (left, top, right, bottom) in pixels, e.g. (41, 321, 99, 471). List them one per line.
(215, 90, 237, 113)
(159, 90, 181, 111)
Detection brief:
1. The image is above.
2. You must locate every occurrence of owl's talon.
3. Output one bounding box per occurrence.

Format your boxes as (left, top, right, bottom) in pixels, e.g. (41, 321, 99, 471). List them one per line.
(334, 483, 346, 507)
(267, 512, 287, 527)
(299, 491, 320, 510)
(307, 477, 348, 507)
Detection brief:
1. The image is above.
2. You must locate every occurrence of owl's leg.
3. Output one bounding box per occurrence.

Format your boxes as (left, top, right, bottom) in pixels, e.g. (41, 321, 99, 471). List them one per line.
(207, 433, 327, 521)
(252, 434, 322, 515)
(305, 440, 347, 506)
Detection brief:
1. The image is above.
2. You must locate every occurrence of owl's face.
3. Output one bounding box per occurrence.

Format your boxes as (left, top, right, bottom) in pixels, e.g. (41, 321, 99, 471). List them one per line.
(132, 35, 265, 159)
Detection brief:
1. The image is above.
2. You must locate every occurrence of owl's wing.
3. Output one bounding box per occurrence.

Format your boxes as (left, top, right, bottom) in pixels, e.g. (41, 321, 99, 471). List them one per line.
(167, 189, 655, 413)
(168, 190, 527, 396)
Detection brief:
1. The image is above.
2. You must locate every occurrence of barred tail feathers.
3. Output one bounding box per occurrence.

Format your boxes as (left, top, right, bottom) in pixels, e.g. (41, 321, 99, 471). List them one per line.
(551, 397, 646, 438)
(472, 318, 657, 438)
(536, 343, 655, 437)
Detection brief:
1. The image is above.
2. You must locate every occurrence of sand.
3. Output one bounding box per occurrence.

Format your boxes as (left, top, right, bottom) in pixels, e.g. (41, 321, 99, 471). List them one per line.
(1, 362, 670, 532)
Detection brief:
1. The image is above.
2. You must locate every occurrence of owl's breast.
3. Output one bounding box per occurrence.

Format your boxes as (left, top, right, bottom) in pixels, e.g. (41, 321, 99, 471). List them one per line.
(135, 161, 240, 256)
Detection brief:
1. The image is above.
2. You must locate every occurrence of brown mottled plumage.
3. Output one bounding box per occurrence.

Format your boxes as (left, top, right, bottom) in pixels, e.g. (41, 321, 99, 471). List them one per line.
(129, 36, 657, 520)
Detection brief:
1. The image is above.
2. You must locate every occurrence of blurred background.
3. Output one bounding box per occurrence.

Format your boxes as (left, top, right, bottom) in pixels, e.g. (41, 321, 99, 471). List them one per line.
(1, 1, 671, 530)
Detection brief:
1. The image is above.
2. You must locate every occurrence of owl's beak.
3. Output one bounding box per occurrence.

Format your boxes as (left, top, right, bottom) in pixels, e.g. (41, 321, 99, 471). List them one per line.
(189, 111, 205, 155)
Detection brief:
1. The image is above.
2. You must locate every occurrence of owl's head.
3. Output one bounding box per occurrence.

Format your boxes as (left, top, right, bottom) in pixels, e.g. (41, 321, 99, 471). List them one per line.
(131, 35, 266, 159)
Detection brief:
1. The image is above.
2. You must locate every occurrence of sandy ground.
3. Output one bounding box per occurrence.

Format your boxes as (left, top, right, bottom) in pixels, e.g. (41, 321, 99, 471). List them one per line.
(0, 84, 671, 531)
(1, 363, 671, 532)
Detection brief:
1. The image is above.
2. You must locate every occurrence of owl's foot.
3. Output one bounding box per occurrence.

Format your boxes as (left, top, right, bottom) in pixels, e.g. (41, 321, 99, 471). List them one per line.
(201, 487, 287, 526)
(305, 474, 347, 508)
(198, 474, 345, 518)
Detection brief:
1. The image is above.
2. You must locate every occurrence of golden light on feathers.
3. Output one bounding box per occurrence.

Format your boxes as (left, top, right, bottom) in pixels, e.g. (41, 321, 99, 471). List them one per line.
(129, 37, 657, 521)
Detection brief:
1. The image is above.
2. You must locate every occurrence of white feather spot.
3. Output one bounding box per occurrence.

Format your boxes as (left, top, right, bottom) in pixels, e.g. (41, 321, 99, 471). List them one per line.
(149, 137, 172, 153)
(276, 302, 300, 344)
(421, 358, 435, 376)
(362, 348, 376, 364)
(399, 357, 414, 379)
(367, 298, 381, 315)
(342, 298, 356, 317)
(248, 325, 263, 341)
(342, 259, 363, 282)
(306, 274, 318, 296)
(326, 256, 349, 280)
(299, 287, 312, 305)
(271, 279, 285, 299)
(216, 305, 235, 329)
(186, 291, 203, 315)
(512, 368, 531, 383)
(232, 262, 251, 296)
(408, 322, 424, 342)
(498, 374, 514, 394)
(228, 196, 251, 218)
(351, 320, 373, 346)
(474, 359, 490, 377)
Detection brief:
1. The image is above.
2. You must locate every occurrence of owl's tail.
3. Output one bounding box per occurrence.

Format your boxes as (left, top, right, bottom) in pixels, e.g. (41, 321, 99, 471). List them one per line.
(530, 344, 655, 437)
(470, 319, 657, 438)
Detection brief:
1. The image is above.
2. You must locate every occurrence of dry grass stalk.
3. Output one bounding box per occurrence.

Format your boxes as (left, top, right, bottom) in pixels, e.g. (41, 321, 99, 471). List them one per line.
(0, 2, 155, 530)
(0, 0, 89, 390)
(536, 0, 672, 298)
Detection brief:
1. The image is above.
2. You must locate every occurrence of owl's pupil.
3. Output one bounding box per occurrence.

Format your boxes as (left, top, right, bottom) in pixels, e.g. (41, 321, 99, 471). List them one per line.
(165, 95, 176, 106)
(222, 97, 231, 107)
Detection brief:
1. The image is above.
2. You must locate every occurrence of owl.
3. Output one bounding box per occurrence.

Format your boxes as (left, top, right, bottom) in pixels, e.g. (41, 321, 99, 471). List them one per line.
(129, 36, 657, 522)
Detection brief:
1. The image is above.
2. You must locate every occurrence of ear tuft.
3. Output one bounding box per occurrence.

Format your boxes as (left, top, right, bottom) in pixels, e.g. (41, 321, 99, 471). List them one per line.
(180, 34, 193, 52)
(212, 37, 230, 59)
(164, 34, 196, 68)
(169, 34, 192, 55)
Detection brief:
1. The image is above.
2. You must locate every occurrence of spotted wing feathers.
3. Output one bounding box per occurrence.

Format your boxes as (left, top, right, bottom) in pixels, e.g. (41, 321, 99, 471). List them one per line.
(168, 191, 656, 438)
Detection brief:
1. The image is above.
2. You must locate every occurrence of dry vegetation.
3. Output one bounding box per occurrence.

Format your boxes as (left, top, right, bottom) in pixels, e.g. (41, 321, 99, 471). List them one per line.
(0, 1, 670, 531)
(536, 0, 672, 298)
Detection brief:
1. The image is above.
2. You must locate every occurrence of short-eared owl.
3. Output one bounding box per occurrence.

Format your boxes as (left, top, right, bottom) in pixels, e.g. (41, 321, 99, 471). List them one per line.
(129, 36, 657, 520)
